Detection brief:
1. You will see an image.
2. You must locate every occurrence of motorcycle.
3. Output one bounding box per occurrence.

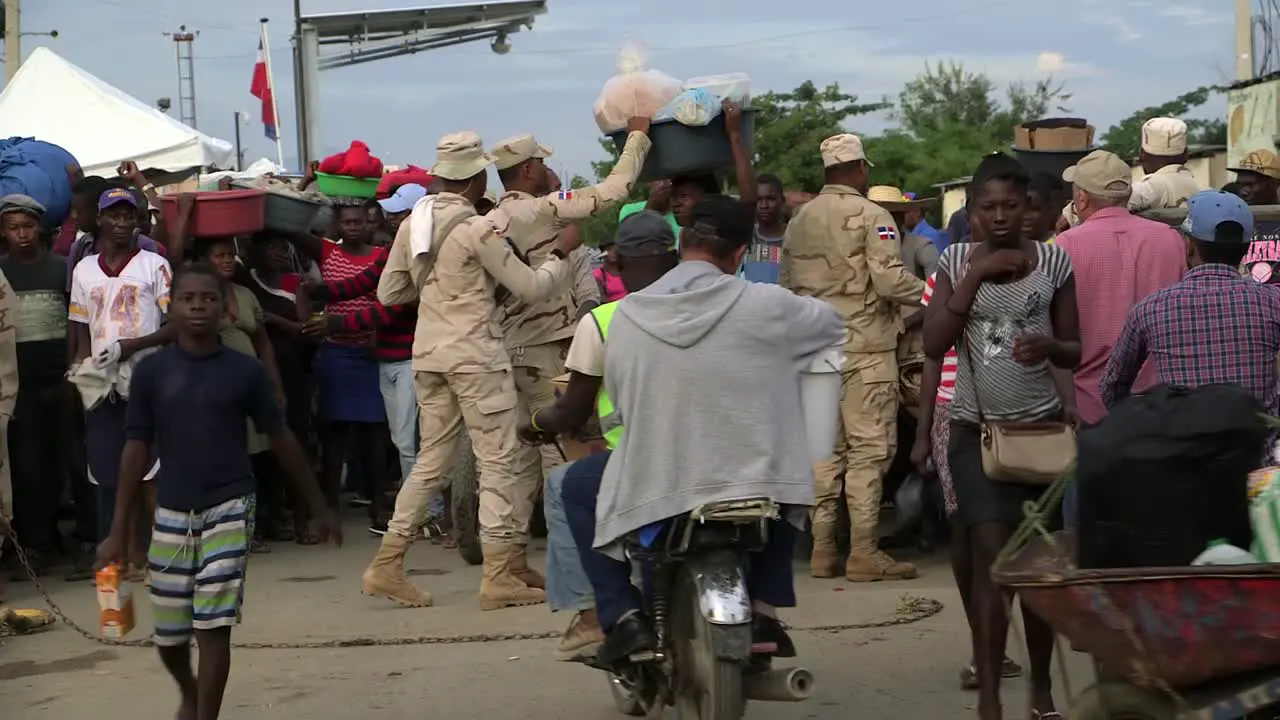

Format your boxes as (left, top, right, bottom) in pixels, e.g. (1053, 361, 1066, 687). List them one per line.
(597, 497, 814, 719)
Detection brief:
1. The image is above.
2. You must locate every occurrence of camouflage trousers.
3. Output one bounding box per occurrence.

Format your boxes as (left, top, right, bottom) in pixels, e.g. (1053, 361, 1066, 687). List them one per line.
(0, 416, 10, 524)
(386, 370, 540, 545)
(811, 351, 899, 544)
(511, 340, 571, 492)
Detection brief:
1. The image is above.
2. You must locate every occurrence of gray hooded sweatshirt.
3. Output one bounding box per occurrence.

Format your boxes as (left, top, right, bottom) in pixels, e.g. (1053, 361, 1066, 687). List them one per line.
(593, 260, 846, 549)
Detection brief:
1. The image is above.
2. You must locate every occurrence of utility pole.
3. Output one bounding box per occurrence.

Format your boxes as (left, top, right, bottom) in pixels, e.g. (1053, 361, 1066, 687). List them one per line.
(4, 0, 20, 83)
(293, 0, 311, 168)
(1237, 0, 1255, 81)
(165, 25, 199, 128)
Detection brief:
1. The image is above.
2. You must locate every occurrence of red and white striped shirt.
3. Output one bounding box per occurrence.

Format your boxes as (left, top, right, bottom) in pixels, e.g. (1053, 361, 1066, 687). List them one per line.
(921, 272, 958, 403)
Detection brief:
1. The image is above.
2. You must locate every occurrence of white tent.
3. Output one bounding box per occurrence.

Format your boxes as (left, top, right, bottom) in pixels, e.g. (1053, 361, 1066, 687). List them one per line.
(0, 47, 234, 176)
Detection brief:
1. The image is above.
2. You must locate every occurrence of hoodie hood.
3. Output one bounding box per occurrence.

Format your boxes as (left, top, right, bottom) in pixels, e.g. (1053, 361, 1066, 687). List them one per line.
(616, 260, 746, 349)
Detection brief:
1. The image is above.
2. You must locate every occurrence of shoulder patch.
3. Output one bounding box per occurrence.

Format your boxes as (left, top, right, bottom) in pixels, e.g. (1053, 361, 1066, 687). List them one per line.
(556, 190, 574, 201)
(876, 225, 897, 241)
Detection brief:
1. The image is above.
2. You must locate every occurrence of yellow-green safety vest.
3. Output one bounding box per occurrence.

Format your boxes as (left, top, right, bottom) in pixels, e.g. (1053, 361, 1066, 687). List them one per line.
(589, 301, 623, 450)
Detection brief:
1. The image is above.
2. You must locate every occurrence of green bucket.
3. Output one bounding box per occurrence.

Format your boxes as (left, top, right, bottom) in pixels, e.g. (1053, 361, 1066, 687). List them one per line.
(314, 172, 381, 199)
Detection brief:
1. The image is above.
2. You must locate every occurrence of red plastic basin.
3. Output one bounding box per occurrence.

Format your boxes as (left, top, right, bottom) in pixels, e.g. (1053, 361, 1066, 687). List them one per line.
(160, 189, 267, 238)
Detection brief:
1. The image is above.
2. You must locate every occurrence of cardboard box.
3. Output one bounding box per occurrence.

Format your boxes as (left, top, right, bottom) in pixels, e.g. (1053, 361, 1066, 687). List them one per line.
(96, 565, 136, 639)
(1014, 123, 1094, 152)
(548, 373, 607, 462)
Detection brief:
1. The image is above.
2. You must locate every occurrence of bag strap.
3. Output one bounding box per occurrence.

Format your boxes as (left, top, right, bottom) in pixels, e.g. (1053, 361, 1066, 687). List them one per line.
(955, 244, 987, 424)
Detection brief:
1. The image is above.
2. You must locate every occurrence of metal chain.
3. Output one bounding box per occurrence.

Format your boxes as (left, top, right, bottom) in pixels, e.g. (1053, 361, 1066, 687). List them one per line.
(3, 526, 943, 650)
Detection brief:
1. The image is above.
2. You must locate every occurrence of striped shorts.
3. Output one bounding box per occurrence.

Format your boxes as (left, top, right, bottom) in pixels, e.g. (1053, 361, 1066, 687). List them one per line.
(148, 495, 255, 647)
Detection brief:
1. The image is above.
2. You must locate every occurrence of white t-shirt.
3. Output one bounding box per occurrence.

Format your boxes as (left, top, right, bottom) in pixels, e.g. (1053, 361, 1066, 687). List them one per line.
(69, 249, 172, 357)
(564, 312, 606, 377)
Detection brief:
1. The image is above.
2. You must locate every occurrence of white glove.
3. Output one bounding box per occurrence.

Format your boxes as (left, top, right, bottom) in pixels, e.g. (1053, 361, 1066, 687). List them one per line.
(93, 341, 123, 369)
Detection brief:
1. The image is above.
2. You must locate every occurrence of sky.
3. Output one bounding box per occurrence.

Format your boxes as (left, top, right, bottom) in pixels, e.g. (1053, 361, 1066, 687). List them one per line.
(22, 0, 1238, 183)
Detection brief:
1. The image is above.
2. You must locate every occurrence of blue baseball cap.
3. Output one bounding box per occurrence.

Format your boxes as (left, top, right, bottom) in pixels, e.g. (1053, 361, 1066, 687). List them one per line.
(1181, 190, 1253, 244)
(98, 187, 138, 211)
(377, 183, 428, 214)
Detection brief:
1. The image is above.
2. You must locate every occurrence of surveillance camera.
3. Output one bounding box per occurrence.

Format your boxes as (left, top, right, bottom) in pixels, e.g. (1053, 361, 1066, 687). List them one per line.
(156, 97, 172, 112)
(49, 30, 59, 39)
(491, 33, 511, 55)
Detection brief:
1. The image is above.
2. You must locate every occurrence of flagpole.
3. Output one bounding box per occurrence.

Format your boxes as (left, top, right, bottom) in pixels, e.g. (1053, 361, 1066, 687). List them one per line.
(260, 18, 286, 170)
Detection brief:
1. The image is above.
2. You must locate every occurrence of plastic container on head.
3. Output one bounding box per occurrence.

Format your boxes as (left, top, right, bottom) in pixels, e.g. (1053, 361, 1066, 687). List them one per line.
(607, 108, 756, 184)
(800, 345, 845, 463)
(160, 189, 266, 238)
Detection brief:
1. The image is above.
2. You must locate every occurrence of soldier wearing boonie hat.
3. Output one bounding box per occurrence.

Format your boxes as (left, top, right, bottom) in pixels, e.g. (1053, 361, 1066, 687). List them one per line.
(363, 129, 581, 613)
(1129, 117, 1208, 213)
(479, 118, 654, 602)
(1229, 149, 1280, 205)
(783, 132, 926, 583)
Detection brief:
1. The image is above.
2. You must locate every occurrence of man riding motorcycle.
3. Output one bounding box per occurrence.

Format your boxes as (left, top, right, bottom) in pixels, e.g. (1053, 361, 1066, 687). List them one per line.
(533, 195, 846, 667)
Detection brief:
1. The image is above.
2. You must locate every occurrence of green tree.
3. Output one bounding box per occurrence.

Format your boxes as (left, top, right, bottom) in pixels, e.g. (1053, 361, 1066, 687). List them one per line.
(750, 81, 891, 193)
(875, 61, 1071, 198)
(1100, 86, 1227, 162)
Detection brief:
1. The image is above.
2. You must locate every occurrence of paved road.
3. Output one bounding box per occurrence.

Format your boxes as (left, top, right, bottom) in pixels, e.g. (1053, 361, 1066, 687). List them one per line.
(0, 519, 1095, 718)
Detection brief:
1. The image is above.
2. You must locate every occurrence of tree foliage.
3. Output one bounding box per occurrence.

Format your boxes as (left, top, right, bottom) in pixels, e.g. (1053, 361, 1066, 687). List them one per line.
(1100, 86, 1228, 162)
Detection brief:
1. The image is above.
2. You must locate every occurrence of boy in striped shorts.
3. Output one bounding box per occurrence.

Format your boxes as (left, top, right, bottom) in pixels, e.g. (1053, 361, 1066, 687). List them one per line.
(97, 264, 341, 720)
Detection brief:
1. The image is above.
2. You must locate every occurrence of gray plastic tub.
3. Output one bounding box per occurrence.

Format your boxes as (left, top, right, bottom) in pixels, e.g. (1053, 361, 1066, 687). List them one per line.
(233, 182, 327, 234)
(608, 108, 756, 183)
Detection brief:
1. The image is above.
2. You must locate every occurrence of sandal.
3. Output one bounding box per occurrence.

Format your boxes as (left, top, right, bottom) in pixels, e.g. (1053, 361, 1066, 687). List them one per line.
(960, 657, 1023, 690)
(250, 538, 272, 554)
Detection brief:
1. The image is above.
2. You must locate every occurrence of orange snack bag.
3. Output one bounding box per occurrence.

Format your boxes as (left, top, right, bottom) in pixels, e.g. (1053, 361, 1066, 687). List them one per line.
(95, 564, 136, 639)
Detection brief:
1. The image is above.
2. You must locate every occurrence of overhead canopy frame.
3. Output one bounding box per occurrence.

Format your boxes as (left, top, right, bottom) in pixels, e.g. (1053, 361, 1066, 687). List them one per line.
(292, 1, 547, 166)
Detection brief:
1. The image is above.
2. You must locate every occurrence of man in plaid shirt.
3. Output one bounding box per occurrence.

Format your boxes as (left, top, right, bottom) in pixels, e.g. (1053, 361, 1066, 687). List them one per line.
(1101, 190, 1280, 414)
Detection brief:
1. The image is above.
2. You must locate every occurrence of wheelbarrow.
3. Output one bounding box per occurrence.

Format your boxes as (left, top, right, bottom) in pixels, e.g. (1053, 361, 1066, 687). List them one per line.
(994, 531, 1280, 719)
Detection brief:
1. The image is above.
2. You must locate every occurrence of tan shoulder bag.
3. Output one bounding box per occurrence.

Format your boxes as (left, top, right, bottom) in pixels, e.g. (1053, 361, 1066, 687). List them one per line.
(957, 247, 1076, 486)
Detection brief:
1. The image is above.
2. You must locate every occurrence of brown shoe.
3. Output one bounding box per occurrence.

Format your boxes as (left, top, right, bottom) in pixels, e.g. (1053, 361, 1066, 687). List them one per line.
(809, 522, 840, 578)
(361, 533, 434, 607)
(479, 543, 546, 611)
(509, 544, 546, 590)
(553, 609, 605, 661)
(845, 546, 919, 582)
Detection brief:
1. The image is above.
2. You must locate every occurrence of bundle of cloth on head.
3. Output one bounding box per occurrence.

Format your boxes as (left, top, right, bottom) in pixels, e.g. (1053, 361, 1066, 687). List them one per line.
(377, 165, 434, 199)
(318, 140, 384, 179)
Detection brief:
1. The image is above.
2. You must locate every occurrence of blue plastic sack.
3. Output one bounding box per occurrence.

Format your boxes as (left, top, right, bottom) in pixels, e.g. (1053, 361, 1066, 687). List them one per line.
(0, 137, 77, 226)
(653, 88, 722, 127)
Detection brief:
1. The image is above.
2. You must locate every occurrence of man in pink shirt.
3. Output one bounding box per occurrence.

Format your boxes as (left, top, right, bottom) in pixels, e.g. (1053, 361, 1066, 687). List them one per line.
(1054, 150, 1186, 427)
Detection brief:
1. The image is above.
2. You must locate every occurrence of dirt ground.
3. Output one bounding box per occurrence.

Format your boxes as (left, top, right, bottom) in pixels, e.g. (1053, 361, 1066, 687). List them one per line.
(0, 520, 1096, 719)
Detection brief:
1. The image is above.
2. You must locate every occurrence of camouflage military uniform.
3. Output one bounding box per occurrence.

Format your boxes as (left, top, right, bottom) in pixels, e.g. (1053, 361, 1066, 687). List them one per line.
(0, 269, 16, 527)
(487, 132, 649, 521)
(781, 133, 925, 582)
(362, 131, 570, 611)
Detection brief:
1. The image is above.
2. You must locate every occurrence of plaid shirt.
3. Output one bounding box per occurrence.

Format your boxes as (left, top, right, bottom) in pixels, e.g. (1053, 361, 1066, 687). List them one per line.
(1100, 264, 1280, 413)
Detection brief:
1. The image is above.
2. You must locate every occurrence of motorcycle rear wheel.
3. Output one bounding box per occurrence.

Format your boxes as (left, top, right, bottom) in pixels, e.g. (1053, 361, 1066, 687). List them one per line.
(671, 559, 747, 719)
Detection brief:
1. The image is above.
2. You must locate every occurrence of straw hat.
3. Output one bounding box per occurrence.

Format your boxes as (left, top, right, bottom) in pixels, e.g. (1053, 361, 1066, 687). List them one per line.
(866, 185, 937, 211)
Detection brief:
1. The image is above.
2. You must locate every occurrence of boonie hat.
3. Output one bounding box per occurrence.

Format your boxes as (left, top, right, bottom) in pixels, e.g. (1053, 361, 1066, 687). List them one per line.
(1141, 117, 1188, 156)
(98, 187, 138, 211)
(431, 131, 496, 181)
(1062, 150, 1132, 198)
(1180, 190, 1253, 243)
(377, 183, 427, 214)
(0, 194, 46, 218)
(820, 133, 875, 168)
(613, 210, 676, 258)
(1230, 149, 1280, 181)
(492, 134, 553, 171)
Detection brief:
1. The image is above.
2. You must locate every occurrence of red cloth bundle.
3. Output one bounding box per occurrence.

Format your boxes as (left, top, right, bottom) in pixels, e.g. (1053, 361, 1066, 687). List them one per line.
(317, 141, 384, 179)
(376, 165, 435, 199)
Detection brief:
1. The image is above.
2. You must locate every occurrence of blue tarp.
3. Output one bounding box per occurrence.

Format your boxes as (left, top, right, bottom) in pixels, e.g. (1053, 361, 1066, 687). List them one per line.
(0, 137, 76, 226)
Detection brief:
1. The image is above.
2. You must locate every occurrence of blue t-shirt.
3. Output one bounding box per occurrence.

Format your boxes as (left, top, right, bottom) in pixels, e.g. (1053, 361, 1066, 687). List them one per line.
(126, 343, 284, 512)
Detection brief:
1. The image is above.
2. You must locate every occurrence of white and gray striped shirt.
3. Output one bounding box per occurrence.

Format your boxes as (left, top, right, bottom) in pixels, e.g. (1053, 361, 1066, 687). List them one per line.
(938, 242, 1074, 423)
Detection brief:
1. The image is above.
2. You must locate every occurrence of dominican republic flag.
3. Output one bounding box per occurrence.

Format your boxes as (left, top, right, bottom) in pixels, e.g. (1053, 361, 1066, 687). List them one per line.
(250, 38, 278, 141)
(876, 225, 897, 241)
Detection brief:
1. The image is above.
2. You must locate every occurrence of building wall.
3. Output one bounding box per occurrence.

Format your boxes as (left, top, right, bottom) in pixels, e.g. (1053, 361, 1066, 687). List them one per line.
(941, 186, 967, 226)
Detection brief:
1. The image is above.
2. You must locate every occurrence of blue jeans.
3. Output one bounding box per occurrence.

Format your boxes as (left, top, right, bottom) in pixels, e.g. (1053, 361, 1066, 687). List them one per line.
(561, 450, 798, 630)
(544, 461, 594, 612)
(379, 360, 444, 518)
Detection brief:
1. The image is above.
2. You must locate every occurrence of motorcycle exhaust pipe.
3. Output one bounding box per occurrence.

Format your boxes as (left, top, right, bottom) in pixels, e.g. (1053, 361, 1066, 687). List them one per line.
(744, 667, 814, 702)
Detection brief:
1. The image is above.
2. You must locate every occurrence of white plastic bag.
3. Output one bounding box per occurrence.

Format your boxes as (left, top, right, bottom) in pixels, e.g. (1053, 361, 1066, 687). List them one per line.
(684, 72, 752, 104)
(654, 88, 722, 127)
(593, 39, 683, 134)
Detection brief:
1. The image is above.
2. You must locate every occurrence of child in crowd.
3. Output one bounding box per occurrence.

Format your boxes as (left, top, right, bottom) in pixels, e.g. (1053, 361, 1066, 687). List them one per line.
(97, 264, 340, 720)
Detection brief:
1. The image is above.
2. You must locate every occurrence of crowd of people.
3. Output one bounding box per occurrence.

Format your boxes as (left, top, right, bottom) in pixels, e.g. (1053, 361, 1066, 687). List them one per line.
(1, 108, 1278, 720)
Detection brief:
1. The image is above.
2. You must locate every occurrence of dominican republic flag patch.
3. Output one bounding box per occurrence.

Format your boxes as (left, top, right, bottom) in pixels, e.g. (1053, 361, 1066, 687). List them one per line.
(557, 190, 574, 201)
(877, 225, 897, 241)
